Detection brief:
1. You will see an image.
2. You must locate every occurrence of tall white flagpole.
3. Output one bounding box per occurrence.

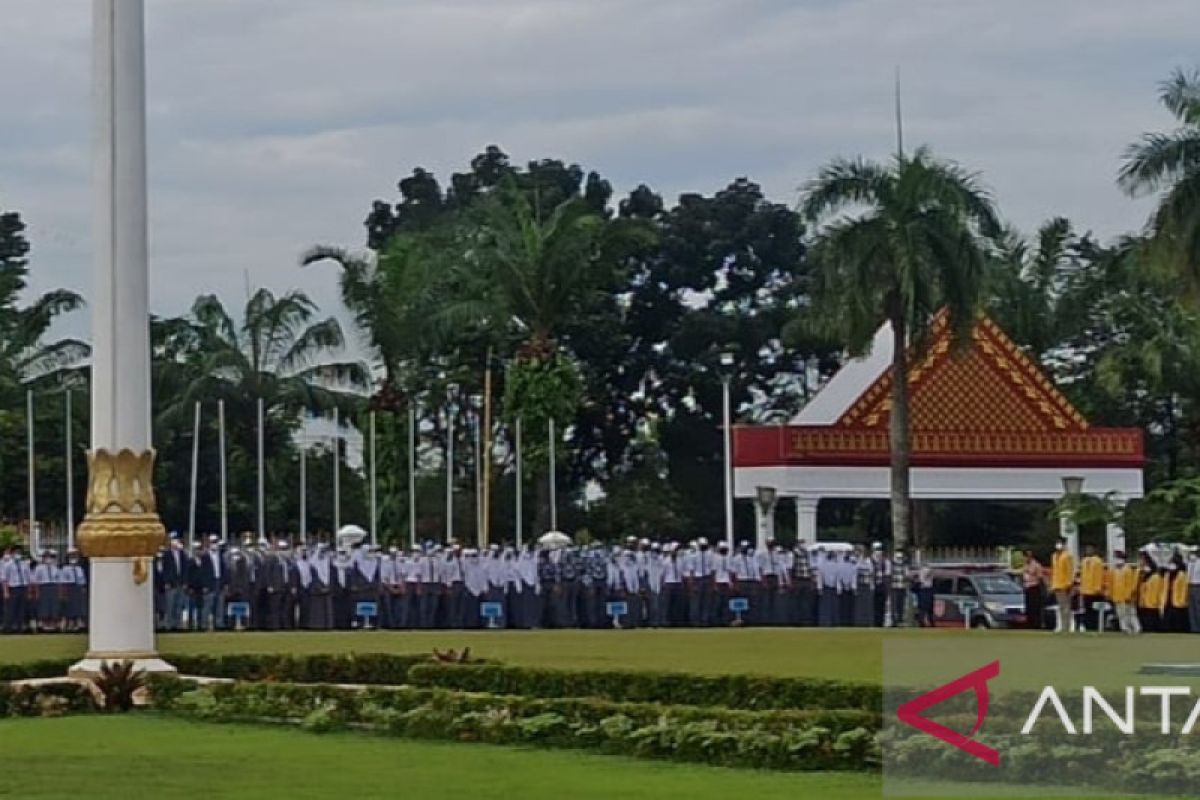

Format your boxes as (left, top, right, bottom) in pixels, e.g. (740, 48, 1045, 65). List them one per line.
(515, 417, 523, 549)
(65, 390, 75, 551)
(445, 401, 454, 543)
(218, 399, 228, 543)
(299, 417, 308, 543)
(408, 402, 417, 549)
(548, 417, 557, 532)
(188, 401, 201, 547)
(257, 396, 265, 540)
(333, 407, 341, 534)
(474, 403, 482, 547)
(369, 410, 378, 547)
(74, 0, 170, 676)
(27, 389, 36, 553)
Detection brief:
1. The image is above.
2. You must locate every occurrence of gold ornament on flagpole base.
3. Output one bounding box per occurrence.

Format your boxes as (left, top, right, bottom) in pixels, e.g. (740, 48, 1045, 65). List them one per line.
(77, 450, 166, 577)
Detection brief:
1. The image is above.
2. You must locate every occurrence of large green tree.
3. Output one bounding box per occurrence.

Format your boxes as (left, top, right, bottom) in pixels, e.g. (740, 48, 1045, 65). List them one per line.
(800, 147, 1001, 555)
(0, 203, 88, 530)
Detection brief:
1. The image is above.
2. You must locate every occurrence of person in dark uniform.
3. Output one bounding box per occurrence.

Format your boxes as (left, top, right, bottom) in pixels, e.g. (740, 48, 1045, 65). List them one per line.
(59, 550, 88, 632)
(518, 545, 541, 629)
(225, 546, 253, 630)
(306, 545, 334, 630)
(870, 543, 891, 627)
(793, 544, 816, 626)
(332, 550, 355, 630)
(350, 546, 383, 628)
(32, 550, 60, 633)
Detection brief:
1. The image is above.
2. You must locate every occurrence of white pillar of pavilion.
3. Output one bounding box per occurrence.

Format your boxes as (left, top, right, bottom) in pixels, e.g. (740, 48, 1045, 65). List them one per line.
(71, 0, 173, 677)
(795, 497, 819, 544)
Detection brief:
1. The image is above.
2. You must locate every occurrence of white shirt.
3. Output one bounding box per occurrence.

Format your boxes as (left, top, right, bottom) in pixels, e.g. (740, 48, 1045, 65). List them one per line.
(1188, 557, 1200, 584)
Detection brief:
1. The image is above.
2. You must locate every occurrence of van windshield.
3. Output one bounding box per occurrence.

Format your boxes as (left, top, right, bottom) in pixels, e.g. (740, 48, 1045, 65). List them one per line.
(973, 574, 1021, 594)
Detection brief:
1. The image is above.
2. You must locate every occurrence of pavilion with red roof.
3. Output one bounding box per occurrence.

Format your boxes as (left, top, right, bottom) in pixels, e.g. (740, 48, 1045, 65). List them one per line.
(732, 313, 1144, 558)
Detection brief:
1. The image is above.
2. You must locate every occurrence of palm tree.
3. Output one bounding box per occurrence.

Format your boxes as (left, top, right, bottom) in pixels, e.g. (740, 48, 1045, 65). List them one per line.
(0, 207, 88, 398)
(1119, 68, 1200, 291)
(801, 146, 1001, 556)
(302, 231, 448, 410)
(988, 217, 1079, 358)
(178, 288, 368, 417)
(452, 182, 654, 361)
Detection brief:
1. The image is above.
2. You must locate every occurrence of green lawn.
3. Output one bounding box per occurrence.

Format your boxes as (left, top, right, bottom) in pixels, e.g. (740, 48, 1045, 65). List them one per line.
(0, 716, 1150, 800)
(6, 628, 1198, 686)
(0, 715, 874, 800)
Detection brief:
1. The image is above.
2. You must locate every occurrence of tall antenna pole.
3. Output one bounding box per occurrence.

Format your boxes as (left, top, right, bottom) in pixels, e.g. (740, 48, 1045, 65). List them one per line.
(894, 65, 905, 160)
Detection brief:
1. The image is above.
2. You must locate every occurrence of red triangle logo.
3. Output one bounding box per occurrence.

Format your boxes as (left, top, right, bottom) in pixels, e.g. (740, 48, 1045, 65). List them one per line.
(895, 660, 1001, 766)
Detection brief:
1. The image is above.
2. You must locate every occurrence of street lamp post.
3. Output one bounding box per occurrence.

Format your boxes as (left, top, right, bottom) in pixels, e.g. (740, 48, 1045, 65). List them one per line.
(754, 485, 777, 551)
(1061, 475, 1085, 564)
(720, 352, 735, 549)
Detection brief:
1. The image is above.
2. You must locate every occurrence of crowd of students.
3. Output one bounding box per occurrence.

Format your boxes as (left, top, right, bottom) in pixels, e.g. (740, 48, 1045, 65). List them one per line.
(3, 535, 907, 633)
(4, 533, 1197, 635)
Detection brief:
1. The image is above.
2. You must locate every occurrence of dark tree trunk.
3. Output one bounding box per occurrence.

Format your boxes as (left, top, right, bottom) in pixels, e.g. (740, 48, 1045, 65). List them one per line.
(889, 314, 912, 556)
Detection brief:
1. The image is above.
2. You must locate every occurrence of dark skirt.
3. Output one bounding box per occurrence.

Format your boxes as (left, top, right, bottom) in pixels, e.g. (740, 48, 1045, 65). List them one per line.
(36, 584, 60, 620)
(59, 584, 85, 620)
(854, 586, 875, 627)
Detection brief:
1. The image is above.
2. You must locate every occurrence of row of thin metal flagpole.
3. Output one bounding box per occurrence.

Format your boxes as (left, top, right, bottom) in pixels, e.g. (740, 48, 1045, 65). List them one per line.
(22, 391, 560, 554)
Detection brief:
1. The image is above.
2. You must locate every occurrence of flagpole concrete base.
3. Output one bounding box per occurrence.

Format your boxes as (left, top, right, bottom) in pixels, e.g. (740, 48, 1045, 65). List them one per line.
(69, 558, 175, 679)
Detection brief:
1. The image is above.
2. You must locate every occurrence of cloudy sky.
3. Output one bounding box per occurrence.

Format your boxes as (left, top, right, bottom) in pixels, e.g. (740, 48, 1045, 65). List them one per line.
(1, 0, 1196, 329)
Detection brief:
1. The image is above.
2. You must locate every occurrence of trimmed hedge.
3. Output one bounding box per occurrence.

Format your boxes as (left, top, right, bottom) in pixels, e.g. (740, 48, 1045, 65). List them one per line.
(0, 660, 77, 682)
(165, 653, 435, 685)
(0, 682, 96, 717)
(406, 663, 881, 712)
(149, 676, 880, 772)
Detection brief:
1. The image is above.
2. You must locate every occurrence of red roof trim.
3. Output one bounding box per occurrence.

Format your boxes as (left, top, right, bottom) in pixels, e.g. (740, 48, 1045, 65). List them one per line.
(733, 425, 1145, 470)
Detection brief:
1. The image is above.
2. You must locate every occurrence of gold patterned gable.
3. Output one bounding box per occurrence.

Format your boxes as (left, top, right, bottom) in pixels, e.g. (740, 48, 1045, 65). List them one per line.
(836, 313, 1088, 434)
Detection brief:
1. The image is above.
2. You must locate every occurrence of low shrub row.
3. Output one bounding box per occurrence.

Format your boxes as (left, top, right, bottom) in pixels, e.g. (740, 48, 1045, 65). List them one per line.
(406, 663, 881, 711)
(0, 660, 76, 683)
(0, 682, 96, 717)
(165, 653, 435, 685)
(149, 676, 880, 772)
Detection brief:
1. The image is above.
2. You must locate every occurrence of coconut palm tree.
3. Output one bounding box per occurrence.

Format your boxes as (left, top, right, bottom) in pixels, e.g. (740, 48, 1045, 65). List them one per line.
(801, 146, 1001, 557)
(1119, 68, 1200, 291)
(988, 217, 1080, 358)
(0, 207, 88, 398)
(164, 288, 369, 429)
(302, 230, 448, 410)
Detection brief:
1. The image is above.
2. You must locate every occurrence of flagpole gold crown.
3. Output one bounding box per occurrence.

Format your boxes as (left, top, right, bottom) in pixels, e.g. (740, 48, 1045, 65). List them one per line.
(77, 449, 167, 559)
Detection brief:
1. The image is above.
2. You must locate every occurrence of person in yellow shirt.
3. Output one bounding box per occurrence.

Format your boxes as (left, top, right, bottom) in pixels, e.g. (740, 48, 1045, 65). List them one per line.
(1050, 538, 1076, 633)
(1108, 550, 1141, 634)
(1079, 545, 1106, 631)
(1136, 554, 1164, 633)
(1166, 556, 1190, 633)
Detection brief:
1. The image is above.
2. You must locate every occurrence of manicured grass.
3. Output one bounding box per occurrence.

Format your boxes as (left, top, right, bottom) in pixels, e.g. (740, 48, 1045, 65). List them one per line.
(0, 715, 874, 800)
(5, 628, 1199, 686)
(0, 716, 1150, 800)
(0, 628, 890, 680)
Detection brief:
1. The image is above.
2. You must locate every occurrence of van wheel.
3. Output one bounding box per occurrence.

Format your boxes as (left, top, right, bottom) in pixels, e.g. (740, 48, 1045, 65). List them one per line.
(971, 617, 991, 629)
